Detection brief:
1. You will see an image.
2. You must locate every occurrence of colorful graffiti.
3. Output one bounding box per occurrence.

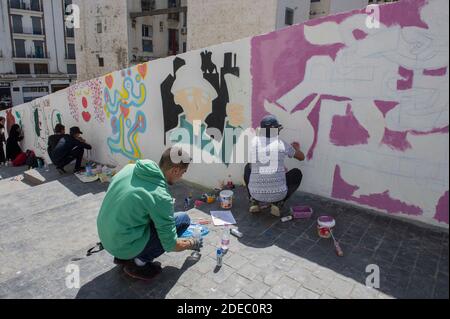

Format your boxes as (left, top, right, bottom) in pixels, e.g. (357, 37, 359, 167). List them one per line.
(68, 78, 104, 123)
(104, 64, 148, 160)
(251, 0, 449, 223)
(15, 110, 24, 129)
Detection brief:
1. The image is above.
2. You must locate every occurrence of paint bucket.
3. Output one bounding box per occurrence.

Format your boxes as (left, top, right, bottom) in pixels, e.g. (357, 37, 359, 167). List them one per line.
(291, 206, 314, 219)
(220, 190, 234, 209)
(317, 216, 336, 239)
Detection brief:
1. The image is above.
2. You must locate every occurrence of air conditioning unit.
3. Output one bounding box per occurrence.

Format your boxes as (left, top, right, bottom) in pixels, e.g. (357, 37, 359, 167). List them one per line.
(180, 27, 187, 35)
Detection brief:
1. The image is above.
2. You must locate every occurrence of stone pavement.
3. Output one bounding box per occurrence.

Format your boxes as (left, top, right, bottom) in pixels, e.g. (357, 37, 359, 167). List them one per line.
(0, 165, 448, 299)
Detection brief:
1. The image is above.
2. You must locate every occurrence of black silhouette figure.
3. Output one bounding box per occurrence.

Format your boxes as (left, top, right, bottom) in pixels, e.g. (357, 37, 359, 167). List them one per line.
(160, 51, 240, 144)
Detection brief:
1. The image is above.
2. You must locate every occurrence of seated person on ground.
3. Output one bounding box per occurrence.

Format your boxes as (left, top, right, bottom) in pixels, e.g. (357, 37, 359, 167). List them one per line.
(0, 116, 6, 165)
(6, 124, 25, 163)
(97, 147, 203, 281)
(245, 115, 305, 217)
(51, 126, 92, 174)
(47, 124, 66, 164)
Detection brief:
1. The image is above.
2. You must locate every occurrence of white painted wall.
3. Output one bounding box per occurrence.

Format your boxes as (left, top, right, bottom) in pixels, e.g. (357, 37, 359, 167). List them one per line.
(1, 0, 448, 228)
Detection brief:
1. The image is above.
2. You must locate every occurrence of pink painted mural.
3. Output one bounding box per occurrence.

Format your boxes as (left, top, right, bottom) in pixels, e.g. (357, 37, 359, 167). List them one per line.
(251, 0, 449, 224)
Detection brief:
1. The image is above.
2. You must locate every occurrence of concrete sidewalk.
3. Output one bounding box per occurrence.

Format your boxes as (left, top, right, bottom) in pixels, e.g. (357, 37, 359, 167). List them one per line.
(0, 165, 448, 299)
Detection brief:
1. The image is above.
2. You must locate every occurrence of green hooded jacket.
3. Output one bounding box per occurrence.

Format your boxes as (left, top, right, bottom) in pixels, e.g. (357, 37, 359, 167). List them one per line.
(97, 160, 177, 260)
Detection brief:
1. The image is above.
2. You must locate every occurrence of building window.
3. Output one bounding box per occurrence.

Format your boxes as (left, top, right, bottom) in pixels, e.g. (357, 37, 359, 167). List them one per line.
(31, 17, 43, 35)
(67, 64, 77, 74)
(23, 86, 49, 93)
(66, 26, 74, 38)
(24, 97, 37, 103)
(98, 57, 104, 67)
(11, 15, 23, 34)
(14, 39, 26, 58)
(97, 22, 102, 33)
(9, 0, 21, 10)
(141, 0, 155, 11)
(15, 63, 31, 74)
(183, 42, 186, 53)
(168, 0, 179, 21)
(34, 64, 48, 74)
(142, 24, 153, 38)
(67, 43, 76, 59)
(33, 40, 45, 58)
(143, 39, 153, 52)
(285, 8, 294, 25)
(30, 0, 41, 11)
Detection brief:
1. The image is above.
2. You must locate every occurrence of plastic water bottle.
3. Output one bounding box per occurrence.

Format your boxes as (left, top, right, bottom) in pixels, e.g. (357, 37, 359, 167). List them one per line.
(86, 163, 93, 176)
(216, 248, 223, 267)
(221, 226, 230, 251)
(191, 225, 202, 259)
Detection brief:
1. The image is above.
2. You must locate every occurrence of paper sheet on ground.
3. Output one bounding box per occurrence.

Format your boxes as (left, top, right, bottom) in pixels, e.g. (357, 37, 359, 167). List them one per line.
(210, 211, 237, 226)
(75, 173, 99, 183)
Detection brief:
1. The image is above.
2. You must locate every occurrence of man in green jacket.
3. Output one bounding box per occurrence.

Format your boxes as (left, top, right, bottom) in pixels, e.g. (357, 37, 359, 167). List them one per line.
(97, 147, 202, 281)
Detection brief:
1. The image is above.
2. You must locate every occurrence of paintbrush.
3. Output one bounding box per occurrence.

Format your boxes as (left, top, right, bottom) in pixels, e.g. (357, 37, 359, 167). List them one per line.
(330, 230, 344, 257)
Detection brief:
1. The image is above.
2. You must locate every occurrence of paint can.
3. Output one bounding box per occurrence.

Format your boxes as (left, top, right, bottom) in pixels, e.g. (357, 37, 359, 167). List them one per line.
(317, 216, 336, 239)
(220, 190, 234, 209)
(291, 206, 314, 219)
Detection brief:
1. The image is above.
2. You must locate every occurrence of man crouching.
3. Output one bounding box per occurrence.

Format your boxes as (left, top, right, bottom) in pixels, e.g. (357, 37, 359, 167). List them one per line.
(97, 147, 202, 281)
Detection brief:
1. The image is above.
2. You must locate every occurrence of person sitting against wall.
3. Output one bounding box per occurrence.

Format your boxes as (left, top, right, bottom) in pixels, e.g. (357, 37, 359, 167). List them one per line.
(244, 115, 306, 217)
(0, 116, 6, 165)
(51, 126, 92, 174)
(47, 124, 66, 164)
(97, 147, 203, 281)
(6, 124, 26, 165)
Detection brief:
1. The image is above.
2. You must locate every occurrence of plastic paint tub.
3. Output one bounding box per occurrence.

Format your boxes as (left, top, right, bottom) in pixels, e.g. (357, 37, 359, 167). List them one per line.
(317, 216, 336, 239)
(291, 206, 314, 219)
(220, 190, 234, 209)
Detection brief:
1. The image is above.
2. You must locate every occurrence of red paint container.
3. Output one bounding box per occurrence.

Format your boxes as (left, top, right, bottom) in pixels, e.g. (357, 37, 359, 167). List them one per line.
(317, 216, 336, 239)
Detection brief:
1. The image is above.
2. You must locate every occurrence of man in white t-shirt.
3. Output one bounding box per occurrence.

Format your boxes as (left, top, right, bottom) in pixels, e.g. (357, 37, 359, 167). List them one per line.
(244, 115, 305, 217)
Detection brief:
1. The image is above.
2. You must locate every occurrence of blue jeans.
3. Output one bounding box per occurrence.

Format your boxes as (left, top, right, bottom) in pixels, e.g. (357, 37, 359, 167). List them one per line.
(135, 212, 191, 263)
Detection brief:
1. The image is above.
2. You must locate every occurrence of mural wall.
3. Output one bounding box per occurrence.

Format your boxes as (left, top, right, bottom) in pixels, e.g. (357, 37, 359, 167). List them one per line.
(1, 0, 448, 228)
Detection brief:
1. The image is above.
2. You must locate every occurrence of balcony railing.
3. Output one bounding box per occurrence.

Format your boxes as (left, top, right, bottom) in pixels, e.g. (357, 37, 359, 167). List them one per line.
(13, 51, 48, 59)
(12, 26, 44, 35)
(9, 0, 42, 12)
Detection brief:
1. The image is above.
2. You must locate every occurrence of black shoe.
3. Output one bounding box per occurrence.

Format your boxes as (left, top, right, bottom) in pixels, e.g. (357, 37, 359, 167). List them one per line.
(56, 167, 66, 174)
(74, 166, 85, 174)
(113, 257, 135, 267)
(123, 262, 162, 281)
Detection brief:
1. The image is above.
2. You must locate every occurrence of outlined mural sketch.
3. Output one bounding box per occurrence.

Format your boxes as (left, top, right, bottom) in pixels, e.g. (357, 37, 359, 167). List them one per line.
(104, 64, 148, 161)
(6, 109, 15, 134)
(161, 51, 245, 164)
(0, 0, 447, 227)
(251, 0, 449, 223)
(68, 78, 104, 123)
(30, 98, 51, 155)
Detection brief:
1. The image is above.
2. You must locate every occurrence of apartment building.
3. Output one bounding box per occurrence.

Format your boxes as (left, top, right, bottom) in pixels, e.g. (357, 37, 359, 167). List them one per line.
(0, 0, 77, 109)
